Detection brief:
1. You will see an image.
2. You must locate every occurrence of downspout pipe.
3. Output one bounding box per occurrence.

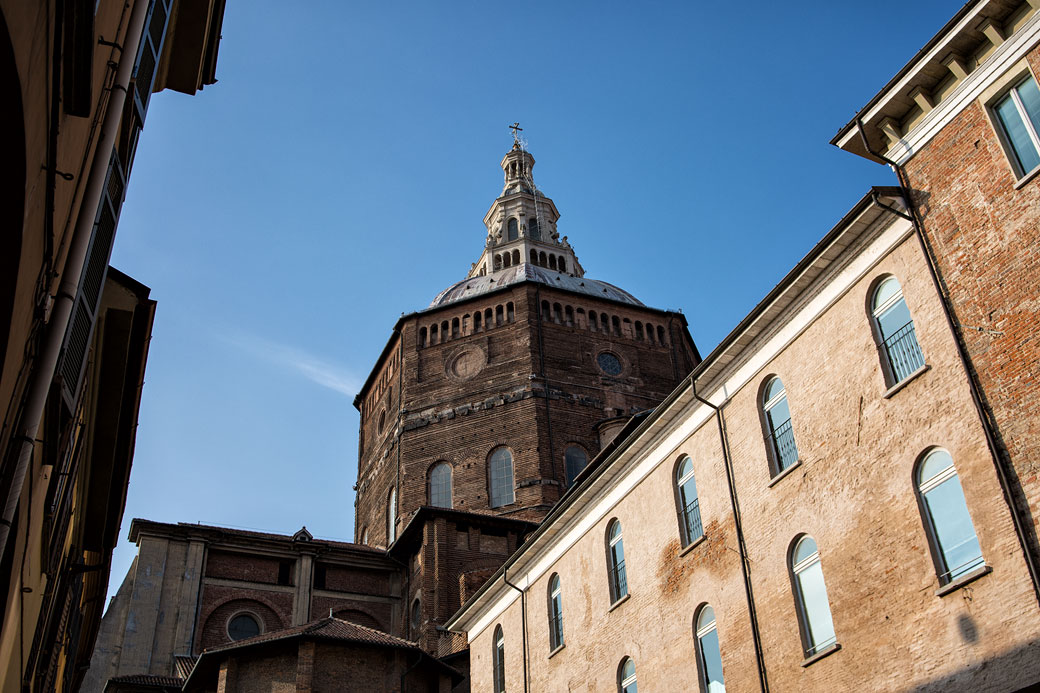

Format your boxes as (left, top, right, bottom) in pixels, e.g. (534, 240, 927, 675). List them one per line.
(857, 119, 1040, 606)
(692, 381, 769, 693)
(400, 650, 423, 693)
(0, 0, 150, 561)
(502, 565, 529, 693)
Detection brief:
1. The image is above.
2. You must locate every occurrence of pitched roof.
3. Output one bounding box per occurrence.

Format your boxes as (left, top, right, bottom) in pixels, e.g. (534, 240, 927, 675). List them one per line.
(173, 654, 198, 679)
(183, 616, 463, 689)
(105, 674, 184, 690)
(203, 616, 419, 654)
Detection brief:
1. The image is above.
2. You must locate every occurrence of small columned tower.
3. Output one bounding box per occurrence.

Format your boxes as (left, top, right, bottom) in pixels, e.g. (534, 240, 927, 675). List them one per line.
(468, 141, 583, 280)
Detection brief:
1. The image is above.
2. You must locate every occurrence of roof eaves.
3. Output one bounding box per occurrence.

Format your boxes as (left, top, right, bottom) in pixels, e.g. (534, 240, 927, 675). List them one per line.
(831, 1, 984, 147)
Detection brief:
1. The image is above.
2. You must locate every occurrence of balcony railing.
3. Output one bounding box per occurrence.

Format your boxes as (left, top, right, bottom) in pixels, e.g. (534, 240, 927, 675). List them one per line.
(883, 320, 925, 383)
(771, 418, 799, 472)
(611, 560, 628, 600)
(683, 498, 703, 543)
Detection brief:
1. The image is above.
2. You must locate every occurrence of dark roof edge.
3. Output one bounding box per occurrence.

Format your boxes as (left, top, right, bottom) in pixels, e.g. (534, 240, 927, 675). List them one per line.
(127, 519, 386, 558)
(389, 506, 539, 554)
(445, 186, 906, 630)
(831, 1, 980, 144)
(183, 621, 462, 688)
(355, 279, 690, 406)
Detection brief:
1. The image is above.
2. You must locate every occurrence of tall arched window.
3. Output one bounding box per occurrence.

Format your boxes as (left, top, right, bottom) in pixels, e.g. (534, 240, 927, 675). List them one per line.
(618, 657, 637, 693)
(548, 573, 564, 651)
(564, 446, 588, 486)
(507, 217, 519, 241)
(762, 377, 798, 475)
(871, 277, 925, 385)
(675, 456, 703, 546)
(790, 536, 836, 657)
(695, 605, 725, 692)
(429, 463, 452, 508)
(489, 447, 515, 508)
(528, 216, 540, 239)
(916, 449, 984, 583)
(607, 520, 628, 603)
(387, 487, 397, 544)
(493, 625, 506, 693)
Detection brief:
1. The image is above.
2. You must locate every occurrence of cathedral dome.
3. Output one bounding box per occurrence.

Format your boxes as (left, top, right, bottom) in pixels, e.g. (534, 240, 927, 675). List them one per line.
(428, 264, 644, 309)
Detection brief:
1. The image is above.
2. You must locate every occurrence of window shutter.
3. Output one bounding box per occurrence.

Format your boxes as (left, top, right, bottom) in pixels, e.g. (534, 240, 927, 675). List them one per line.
(57, 149, 126, 409)
(130, 0, 171, 122)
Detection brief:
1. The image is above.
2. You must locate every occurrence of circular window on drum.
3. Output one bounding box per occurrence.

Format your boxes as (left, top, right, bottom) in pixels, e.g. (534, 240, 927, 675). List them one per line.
(228, 612, 261, 641)
(597, 352, 623, 376)
(447, 348, 487, 381)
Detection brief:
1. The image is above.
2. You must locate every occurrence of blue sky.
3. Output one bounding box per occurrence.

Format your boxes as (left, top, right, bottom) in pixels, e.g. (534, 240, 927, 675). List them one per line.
(107, 0, 961, 596)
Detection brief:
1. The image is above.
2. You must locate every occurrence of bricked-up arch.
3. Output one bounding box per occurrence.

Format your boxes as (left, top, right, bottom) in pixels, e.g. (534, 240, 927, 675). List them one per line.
(199, 598, 284, 650)
(488, 447, 515, 508)
(564, 445, 587, 487)
(0, 10, 25, 378)
(333, 608, 383, 632)
(428, 462, 452, 508)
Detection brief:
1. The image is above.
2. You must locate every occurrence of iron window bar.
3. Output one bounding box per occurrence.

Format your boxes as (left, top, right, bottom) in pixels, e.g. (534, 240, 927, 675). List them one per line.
(683, 498, 703, 543)
(612, 560, 628, 600)
(883, 320, 925, 382)
(771, 418, 798, 471)
(549, 614, 564, 649)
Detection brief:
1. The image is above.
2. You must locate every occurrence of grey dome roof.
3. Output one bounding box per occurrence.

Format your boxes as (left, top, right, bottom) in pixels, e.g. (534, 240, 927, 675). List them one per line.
(428, 263, 644, 309)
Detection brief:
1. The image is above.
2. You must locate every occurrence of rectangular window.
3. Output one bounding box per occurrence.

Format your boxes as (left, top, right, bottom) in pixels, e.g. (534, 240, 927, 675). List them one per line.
(994, 75, 1040, 177)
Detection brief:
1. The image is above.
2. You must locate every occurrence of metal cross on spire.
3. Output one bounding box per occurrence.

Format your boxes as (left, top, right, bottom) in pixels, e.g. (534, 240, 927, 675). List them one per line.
(510, 122, 523, 145)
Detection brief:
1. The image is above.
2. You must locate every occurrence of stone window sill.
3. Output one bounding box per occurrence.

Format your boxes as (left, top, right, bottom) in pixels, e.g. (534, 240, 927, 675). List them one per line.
(936, 565, 992, 597)
(768, 460, 802, 488)
(608, 593, 631, 613)
(548, 643, 565, 660)
(883, 365, 930, 399)
(801, 642, 841, 668)
(679, 535, 707, 557)
(1014, 164, 1040, 189)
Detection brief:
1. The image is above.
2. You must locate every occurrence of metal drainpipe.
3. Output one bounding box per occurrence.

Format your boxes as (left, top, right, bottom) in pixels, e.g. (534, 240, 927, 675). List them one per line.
(0, 0, 150, 562)
(502, 565, 529, 693)
(692, 381, 769, 693)
(400, 651, 422, 692)
(857, 119, 1040, 606)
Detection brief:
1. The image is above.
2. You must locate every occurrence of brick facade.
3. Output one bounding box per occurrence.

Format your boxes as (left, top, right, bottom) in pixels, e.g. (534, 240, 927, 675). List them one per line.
(902, 46, 1040, 555)
(452, 193, 1040, 692)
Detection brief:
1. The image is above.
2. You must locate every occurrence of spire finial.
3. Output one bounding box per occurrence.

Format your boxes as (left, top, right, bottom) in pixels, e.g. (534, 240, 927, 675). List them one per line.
(510, 122, 523, 148)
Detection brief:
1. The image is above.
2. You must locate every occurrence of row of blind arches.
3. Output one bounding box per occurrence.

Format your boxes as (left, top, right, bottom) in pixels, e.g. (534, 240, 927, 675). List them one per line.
(761, 274, 925, 477)
(381, 445, 591, 545)
(496, 445, 981, 692)
(424, 445, 590, 511)
(418, 302, 515, 348)
(539, 300, 669, 345)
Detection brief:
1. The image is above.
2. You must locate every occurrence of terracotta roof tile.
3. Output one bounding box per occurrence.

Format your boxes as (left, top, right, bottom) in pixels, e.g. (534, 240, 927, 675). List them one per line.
(204, 616, 418, 654)
(107, 674, 184, 686)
